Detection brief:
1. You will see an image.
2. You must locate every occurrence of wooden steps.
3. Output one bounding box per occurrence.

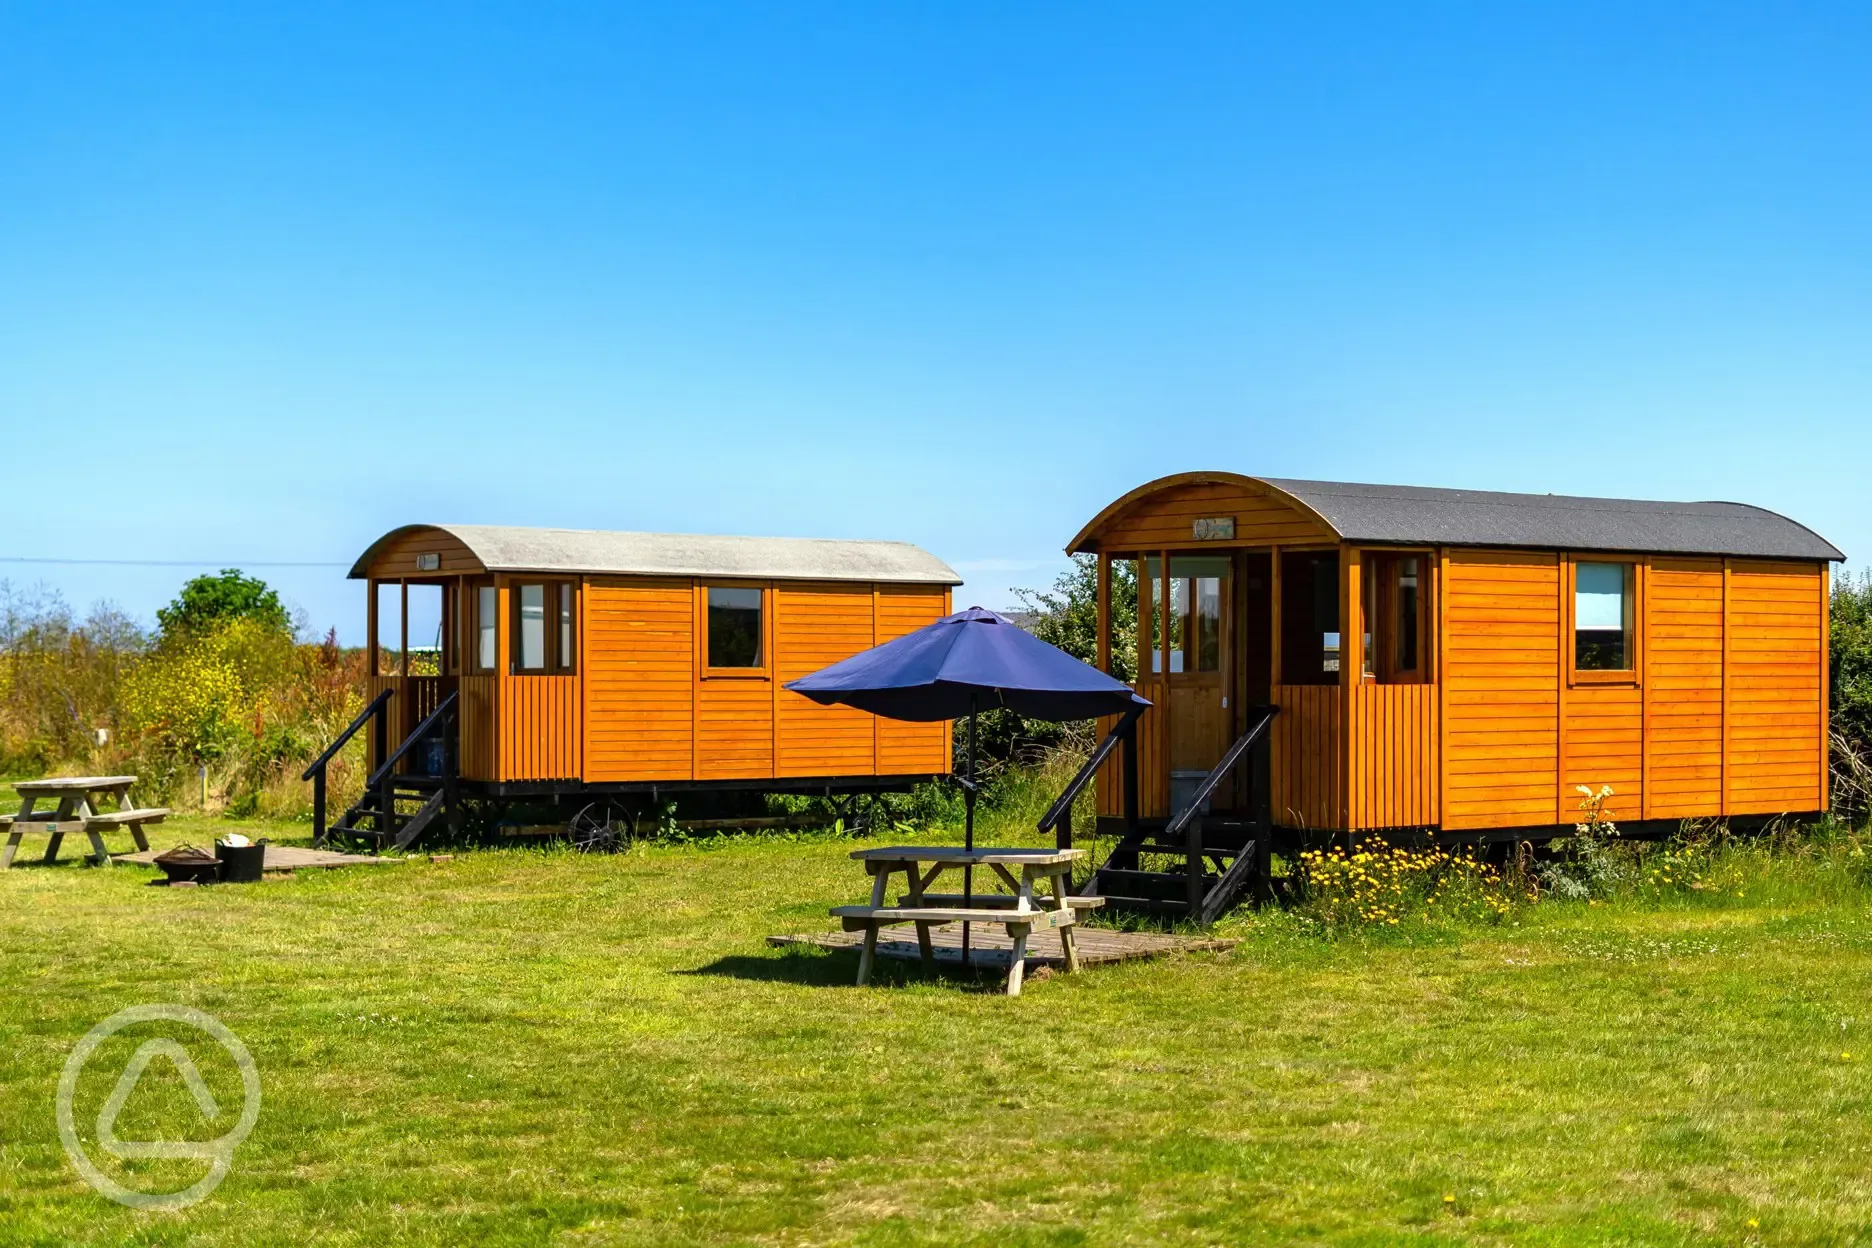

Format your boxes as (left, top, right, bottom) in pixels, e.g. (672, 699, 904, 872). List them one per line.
(1073, 705, 1279, 926)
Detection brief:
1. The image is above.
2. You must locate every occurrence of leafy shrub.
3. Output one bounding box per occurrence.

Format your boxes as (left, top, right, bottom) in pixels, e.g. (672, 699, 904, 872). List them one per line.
(1538, 784, 1629, 900)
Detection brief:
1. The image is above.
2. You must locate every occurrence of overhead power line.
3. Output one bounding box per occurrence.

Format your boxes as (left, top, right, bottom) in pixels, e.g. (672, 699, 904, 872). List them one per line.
(0, 556, 349, 568)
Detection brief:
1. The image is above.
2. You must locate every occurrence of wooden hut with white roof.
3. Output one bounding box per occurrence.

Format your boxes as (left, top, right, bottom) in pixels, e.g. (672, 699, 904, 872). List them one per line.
(306, 525, 958, 848)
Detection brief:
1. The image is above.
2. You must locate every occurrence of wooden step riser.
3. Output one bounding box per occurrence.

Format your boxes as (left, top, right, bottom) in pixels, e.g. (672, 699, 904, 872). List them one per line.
(1094, 868, 1217, 903)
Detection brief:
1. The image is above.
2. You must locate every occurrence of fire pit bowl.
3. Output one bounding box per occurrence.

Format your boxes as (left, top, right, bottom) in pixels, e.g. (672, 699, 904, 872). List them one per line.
(152, 845, 221, 885)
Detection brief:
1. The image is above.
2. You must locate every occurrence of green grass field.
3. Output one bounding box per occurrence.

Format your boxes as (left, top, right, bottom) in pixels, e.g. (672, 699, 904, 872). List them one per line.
(4, 816, 1872, 1245)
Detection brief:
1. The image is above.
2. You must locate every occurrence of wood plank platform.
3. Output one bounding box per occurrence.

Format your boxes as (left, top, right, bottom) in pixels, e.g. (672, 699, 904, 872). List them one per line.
(113, 845, 398, 872)
(768, 924, 1234, 970)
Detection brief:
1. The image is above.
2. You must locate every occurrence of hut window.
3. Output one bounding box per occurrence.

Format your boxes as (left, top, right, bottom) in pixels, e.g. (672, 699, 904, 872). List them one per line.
(1168, 557, 1228, 674)
(558, 584, 575, 670)
(374, 582, 403, 676)
(405, 584, 444, 676)
(475, 586, 497, 671)
(1359, 554, 1424, 683)
(1575, 562, 1634, 672)
(516, 584, 548, 671)
(1280, 551, 1341, 686)
(707, 586, 764, 668)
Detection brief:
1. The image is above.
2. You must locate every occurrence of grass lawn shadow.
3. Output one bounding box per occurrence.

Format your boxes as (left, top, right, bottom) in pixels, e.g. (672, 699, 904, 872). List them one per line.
(682, 949, 1019, 994)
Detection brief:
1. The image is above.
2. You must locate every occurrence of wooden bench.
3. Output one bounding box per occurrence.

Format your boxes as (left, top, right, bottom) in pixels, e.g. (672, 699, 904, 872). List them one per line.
(83, 807, 171, 830)
(836, 847, 1092, 994)
(906, 893, 1105, 912)
(5, 777, 160, 868)
(833, 904, 1079, 930)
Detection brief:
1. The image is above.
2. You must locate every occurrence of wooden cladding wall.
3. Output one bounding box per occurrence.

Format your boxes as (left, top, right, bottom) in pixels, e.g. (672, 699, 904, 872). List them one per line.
(365, 673, 395, 772)
(458, 675, 497, 780)
(499, 674, 581, 781)
(1437, 551, 1826, 832)
(1348, 683, 1438, 830)
(1644, 558, 1725, 818)
(1725, 561, 1825, 814)
(1442, 551, 1561, 830)
(360, 527, 483, 579)
(1090, 481, 1332, 553)
(1563, 683, 1643, 818)
(584, 579, 695, 783)
(775, 586, 876, 776)
(580, 578, 949, 785)
(872, 587, 951, 775)
(697, 676, 773, 780)
(1271, 684, 1341, 830)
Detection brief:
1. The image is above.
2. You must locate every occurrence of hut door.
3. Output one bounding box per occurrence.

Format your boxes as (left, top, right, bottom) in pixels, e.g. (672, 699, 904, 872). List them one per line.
(1164, 556, 1232, 809)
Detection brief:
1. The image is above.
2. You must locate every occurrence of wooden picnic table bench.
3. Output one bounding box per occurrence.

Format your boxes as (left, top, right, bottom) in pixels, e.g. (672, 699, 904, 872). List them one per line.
(3, 776, 168, 869)
(836, 846, 1090, 995)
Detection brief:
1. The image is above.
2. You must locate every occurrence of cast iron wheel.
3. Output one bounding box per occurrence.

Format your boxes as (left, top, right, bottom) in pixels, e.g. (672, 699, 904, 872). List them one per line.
(568, 801, 635, 853)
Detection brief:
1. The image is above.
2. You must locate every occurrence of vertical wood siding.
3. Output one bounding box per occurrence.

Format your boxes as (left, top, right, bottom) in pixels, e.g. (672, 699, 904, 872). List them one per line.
(1270, 684, 1341, 830)
(1442, 551, 1561, 830)
(1725, 560, 1825, 814)
(583, 578, 695, 782)
(458, 675, 498, 780)
(499, 674, 581, 781)
(1348, 683, 1438, 830)
(873, 587, 950, 776)
(364, 673, 396, 772)
(1643, 558, 1724, 818)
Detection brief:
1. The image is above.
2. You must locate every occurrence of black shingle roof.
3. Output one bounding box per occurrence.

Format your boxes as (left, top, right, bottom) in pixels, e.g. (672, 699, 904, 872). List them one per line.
(1259, 478, 1844, 561)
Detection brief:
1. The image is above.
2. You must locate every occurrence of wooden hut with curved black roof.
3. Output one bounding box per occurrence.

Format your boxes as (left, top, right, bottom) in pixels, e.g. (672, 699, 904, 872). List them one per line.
(1068, 473, 1842, 872)
(308, 525, 959, 848)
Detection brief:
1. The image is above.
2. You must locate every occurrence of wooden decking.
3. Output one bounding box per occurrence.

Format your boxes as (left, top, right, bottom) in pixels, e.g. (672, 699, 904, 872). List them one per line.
(768, 924, 1234, 970)
(115, 845, 396, 872)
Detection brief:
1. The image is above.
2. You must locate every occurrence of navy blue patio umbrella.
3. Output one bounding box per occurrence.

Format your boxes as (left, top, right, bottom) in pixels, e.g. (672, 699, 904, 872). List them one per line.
(786, 606, 1149, 964)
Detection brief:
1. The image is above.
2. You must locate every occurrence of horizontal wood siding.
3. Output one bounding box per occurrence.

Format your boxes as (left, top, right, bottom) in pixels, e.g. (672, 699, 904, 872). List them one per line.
(584, 579, 694, 783)
(696, 676, 774, 781)
(1349, 683, 1438, 830)
(776, 585, 879, 776)
(1443, 550, 1560, 830)
(361, 527, 482, 579)
(1092, 481, 1332, 553)
(1726, 560, 1825, 815)
(1644, 558, 1724, 819)
(874, 587, 950, 776)
(1564, 684, 1643, 821)
(499, 674, 581, 781)
(1271, 684, 1341, 830)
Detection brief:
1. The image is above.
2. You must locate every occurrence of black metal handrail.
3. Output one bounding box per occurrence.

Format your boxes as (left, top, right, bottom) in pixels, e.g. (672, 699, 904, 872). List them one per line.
(301, 688, 394, 782)
(1037, 703, 1146, 845)
(304, 688, 394, 847)
(368, 690, 458, 789)
(1161, 703, 1279, 842)
(1167, 704, 1279, 914)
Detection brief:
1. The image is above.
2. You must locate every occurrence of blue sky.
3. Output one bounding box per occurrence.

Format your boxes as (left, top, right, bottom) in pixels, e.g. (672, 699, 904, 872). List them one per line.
(2, 3, 1867, 642)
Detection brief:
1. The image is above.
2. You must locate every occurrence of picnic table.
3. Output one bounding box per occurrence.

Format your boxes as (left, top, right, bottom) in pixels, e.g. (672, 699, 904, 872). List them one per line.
(1, 776, 169, 869)
(832, 846, 1099, 996)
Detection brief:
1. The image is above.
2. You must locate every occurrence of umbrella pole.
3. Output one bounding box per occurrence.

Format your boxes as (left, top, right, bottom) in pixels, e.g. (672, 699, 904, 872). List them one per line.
(962, 698, 976, 970)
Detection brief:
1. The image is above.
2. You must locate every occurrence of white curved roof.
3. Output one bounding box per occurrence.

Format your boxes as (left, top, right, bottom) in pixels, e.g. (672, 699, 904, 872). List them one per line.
(352, 524, 961, 585)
